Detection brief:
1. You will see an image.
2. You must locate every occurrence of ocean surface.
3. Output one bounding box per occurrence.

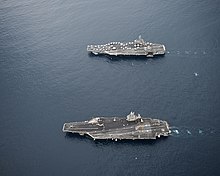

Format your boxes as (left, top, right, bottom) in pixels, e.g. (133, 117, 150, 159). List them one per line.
(0, 0, 220, 175)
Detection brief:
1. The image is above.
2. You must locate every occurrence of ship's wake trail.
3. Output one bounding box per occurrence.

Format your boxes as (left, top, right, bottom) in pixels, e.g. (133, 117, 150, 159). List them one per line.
(169, 126, 217, 138)
(166, 50, 208, 57)
(166, 47, 220, 58)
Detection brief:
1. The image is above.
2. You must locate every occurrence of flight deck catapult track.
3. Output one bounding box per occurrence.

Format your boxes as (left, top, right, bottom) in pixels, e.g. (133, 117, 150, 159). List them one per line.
(63, 112, 171, 141)
(87, 35, 166, 58)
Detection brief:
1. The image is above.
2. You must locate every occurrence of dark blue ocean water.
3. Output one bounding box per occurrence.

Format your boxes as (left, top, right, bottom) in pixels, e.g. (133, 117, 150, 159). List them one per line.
(0, 0, 220, 175)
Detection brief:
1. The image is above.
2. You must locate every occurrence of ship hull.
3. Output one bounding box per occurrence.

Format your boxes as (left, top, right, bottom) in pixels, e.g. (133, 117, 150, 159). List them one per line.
(63, 116, 170, 140)
(87, 36, 166, 58)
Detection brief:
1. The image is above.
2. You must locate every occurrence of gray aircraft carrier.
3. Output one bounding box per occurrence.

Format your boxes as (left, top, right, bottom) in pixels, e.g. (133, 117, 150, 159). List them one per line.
(87, 35, 166, 57)
(62, 112, 171, 140)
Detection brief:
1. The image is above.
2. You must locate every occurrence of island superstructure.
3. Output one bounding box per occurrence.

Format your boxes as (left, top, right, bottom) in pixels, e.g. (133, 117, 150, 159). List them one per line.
(62, 112, 170, 140)
(87, 35, 166, 57)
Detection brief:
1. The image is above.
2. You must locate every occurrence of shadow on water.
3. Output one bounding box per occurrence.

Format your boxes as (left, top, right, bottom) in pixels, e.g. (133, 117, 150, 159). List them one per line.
(88, 52, 165, 62)
(64, 132, 168, 147)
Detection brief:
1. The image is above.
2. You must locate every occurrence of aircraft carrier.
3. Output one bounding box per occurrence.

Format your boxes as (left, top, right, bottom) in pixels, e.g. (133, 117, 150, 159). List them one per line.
(62, 112, 171, 140)
(87, 35, 166, 57)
